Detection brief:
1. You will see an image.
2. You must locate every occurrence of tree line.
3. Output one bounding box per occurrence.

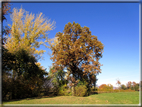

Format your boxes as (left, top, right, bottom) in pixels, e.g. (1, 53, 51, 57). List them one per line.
(2, 2, 104, 100)
(97, 80, 141, 93)
(2, 2, 141, 101)
(2, 2, 54, 100)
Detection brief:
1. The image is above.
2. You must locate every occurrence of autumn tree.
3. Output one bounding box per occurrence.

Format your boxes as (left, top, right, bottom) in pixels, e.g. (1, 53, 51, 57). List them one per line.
(1, 1, 12, 46)
(127, 81, 132, 89)
(2, 48, 48, 100)
(49, 22, 104, 96)
(1, 1, 12, 72)
(134, 83, 139, 91)
(1, 1, 13, 100)
(4, 7, 55, 57)
(2, 7, 55, 100)
(99, 84, 113, 92)
(130, 81, 139, 91)
(2, 1, 11, 22)
(3, 7, 55, 77)
(130, 81, 136, 90)
(116, 79, 121, 91)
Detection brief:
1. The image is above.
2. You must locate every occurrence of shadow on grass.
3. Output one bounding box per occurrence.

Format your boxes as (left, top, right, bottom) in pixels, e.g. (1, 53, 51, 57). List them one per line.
(3, 92, 99, 103)
(2, 94, 57, 103)
(91, 91, 99, 94)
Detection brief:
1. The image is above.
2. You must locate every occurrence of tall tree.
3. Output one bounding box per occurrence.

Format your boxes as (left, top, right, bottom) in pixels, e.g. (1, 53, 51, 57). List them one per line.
(4, 7, 55, 58)
(116, 79, 121, 89)
(2, 7, 54, 100)
(3, 7, 55, 78)
(49, 22, 104, 96)
(2, 47, 48, 100)
(2, 1, 11, 22)
(1, 1, 12, 101)
(127, 81, 132, 89)
(1, 1, 12, 45)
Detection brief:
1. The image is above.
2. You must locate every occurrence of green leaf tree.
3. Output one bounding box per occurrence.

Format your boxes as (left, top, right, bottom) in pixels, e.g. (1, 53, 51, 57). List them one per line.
(48, 66, 67, 94)
(121, 84, 127, 90)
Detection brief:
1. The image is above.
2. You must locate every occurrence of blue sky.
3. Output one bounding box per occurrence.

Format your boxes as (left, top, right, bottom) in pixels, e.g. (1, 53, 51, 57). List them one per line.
(3, 2, 140, 87)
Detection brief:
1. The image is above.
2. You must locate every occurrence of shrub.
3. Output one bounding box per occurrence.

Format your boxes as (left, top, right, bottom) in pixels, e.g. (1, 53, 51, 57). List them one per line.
(134, 84, 139, 91)
(121, 84, 127, 90)
(122, 89, 135, 92)
(51, 85, 60, 96)
(94, 87, 99, 91)
(77, 80, 87, 86)
(75, 85, 87, 97)
(98, 84, 113, 93)
(91, 87, 95, 93)
(68, 92, 72, 96)
(58, 88, 65, 96)
(58, 84, 69, 96)
(113, 89, 119, 92)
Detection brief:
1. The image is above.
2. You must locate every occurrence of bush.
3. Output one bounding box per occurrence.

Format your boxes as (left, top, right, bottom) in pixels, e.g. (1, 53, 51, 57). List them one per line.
(121, 84, 127, 90)
(58, 88, 65, 96)
(121, 89, 135, 92)
(113, 89, 120, 92)
(134, 84, 139, 91)
(91, 87, 95, 93)
(98, 84, 113, 93)
(94, 87, 99, 91)
(75, 85, 87, 97)
(58, 84, 70, 96)
(68, 92, 72, 96)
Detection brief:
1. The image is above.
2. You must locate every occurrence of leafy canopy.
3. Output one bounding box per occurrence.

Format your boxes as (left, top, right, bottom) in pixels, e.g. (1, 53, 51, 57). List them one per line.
(4, 7, 55, 57)
(49, 22, 104, 83)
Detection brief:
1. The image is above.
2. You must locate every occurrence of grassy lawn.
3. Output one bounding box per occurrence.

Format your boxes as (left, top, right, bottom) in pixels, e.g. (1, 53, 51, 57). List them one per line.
(3, 92, 139, 104)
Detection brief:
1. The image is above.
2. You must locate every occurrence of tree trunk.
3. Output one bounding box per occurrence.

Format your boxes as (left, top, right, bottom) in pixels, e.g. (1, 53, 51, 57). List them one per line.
(72, 83, 75, 96)
(72, 72, 75, 96)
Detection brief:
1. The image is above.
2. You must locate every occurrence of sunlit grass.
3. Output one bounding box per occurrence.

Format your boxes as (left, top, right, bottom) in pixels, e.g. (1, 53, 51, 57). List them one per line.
(3, 92, 139, 104)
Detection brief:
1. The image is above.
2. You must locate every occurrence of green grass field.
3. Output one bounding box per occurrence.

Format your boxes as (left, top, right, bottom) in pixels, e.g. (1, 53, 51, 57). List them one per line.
(3, 92, 139, 104)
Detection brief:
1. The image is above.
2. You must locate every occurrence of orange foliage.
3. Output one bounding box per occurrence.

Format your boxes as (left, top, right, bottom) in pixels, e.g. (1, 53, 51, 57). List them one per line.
(49, 22, 104, 83)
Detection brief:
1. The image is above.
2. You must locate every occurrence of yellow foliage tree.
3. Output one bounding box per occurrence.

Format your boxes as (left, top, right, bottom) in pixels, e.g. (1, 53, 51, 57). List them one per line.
(4, 7, 55, 57)
(2, 7, 55, 99)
